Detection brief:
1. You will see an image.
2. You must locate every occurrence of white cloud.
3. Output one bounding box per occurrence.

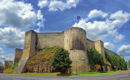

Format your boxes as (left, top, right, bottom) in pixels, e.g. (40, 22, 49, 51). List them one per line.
(37, 10, 44, 20)
(124, 56, 130, 61)
(0, 48, 4, 54)
(73, 10, 130, 41)
(38, 0, 48, 8)
(0, 27, 24, 48)
(88, 9, 108, 19)
(38, 0, 79, 11)
(35, 10, 45, 32)
(0, 0, 45, 30)
(104, 42, 115, 50)
(49, 0, 79, 11)
(118, 44, 130, 56)
(0, 0, 45, 47)
(0, 53, 14, 64)
(0, 55, 5, 60)
(115, 34, 124, 41)
(110, 10, 130, 27)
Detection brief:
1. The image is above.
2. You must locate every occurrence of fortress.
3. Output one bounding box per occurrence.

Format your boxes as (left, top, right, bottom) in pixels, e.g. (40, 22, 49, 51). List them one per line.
(13, 27, 119, 73)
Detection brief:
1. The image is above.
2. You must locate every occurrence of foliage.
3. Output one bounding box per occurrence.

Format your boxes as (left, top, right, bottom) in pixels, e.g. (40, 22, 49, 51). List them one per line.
(105, 50, 127, 70)
(87, 48, 104, 71)
(9, 63, 18, 69)
(128, 60, 130, 68)
(3, 62, 18, 74)
(51, 47, 72, 74)
(3, 68, 14, 73)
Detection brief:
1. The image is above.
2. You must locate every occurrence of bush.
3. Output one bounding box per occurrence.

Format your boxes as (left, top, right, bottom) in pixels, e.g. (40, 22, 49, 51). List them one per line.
(87, 48, 104, 71)
(3, 68, 13, 74)
(9, 63, 18, 69)
(3, 63, 18, 74)
(51, 47, 72, 74)
(118, 57, 127, 70)
(105, 50, 127, 70)
(128, 60, 130, 68)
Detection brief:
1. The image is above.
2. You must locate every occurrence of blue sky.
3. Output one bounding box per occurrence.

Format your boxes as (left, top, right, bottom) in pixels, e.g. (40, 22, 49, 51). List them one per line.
(0, 0, 130, 63)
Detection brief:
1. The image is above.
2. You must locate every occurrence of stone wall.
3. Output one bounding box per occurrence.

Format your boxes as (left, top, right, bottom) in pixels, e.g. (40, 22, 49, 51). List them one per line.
(14, 30, 37, 73)
(69, 50, 89, 72)
(14, 27, 119, 73)
(94, 40, 106, 60)
(14, 48, 23, 64)
(64, 27, 89, 72)
(37, 32, 64, 49)
(86, 39, 95, 49)
(64, 27, 86, 50)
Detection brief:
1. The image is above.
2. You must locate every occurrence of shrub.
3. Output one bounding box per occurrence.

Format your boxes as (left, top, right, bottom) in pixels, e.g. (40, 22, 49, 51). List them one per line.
(3, 68, 13, 74)
(9, 63, 18, 69)
(105, 50, 127, 70)
(51, 47, 72, 74)
(128, 60, 130, 68)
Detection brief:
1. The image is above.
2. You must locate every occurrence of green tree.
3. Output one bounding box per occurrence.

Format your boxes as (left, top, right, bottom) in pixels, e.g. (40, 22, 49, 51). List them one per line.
(118, 57, 127, 70)
(105, 50, 127, 70)
(51, 47, 72, 74)
(129, 60, 130, 68)
(87, 48, 104, 71)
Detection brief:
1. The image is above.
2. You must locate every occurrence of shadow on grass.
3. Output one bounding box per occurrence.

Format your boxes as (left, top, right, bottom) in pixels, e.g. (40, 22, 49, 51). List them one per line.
(57, 72, 78, 76)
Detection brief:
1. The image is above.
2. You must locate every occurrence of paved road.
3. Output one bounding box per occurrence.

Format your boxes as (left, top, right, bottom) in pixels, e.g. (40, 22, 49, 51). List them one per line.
(0, 72, 130, 80)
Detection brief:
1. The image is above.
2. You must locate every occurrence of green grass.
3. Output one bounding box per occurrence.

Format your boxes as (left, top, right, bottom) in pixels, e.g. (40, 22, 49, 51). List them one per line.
(13, 72, 59, 76)
(12, 70, 124, 76)
(73, 70, 123, 76)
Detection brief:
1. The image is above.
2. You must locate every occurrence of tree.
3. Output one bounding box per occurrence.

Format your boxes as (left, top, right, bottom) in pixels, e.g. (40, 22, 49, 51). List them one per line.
(105, 50, 127, 70)
(118, 57, 127, 70)
(87, 48, 104, 71)
(51, 47, 72, 74)
(129, 60, 130, 68)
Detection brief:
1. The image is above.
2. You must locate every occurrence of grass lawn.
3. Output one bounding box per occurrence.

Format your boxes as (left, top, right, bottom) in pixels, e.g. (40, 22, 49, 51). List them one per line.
(71, 70, 123, 76)
(13, 72, 59, 76)
(12, 70, 125, 76)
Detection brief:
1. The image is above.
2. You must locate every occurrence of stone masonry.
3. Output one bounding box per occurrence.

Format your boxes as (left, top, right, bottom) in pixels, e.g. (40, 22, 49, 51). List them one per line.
(14, 27, 118, 73)
(14, 48, 23, 64)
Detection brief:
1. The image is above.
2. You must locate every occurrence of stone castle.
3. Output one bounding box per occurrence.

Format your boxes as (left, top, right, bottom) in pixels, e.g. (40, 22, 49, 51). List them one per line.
(13, 27, 119, 73)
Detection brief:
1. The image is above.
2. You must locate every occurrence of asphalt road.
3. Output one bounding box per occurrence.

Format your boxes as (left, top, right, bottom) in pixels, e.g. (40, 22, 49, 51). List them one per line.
(0, 72, 130, 80)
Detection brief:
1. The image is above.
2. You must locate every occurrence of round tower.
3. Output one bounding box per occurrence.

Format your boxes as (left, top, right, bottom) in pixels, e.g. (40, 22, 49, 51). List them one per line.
(64, 27, 86, 51)
(64, 27, 89, 72)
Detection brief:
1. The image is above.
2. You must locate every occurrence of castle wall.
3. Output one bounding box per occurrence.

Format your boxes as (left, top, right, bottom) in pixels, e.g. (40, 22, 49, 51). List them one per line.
(69, 50, 89, 72)
(94, 40, 106, 60)
(14, 48, 23, 64)
(105, 48, 118, 56)
(14, 27, 120, 73)
(64, 27, 86, 50)
(86, 39, 95, 49)
(64, 27, 89, 72)
(37, 32, 64, 49)
(14, 30, 37, 73)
